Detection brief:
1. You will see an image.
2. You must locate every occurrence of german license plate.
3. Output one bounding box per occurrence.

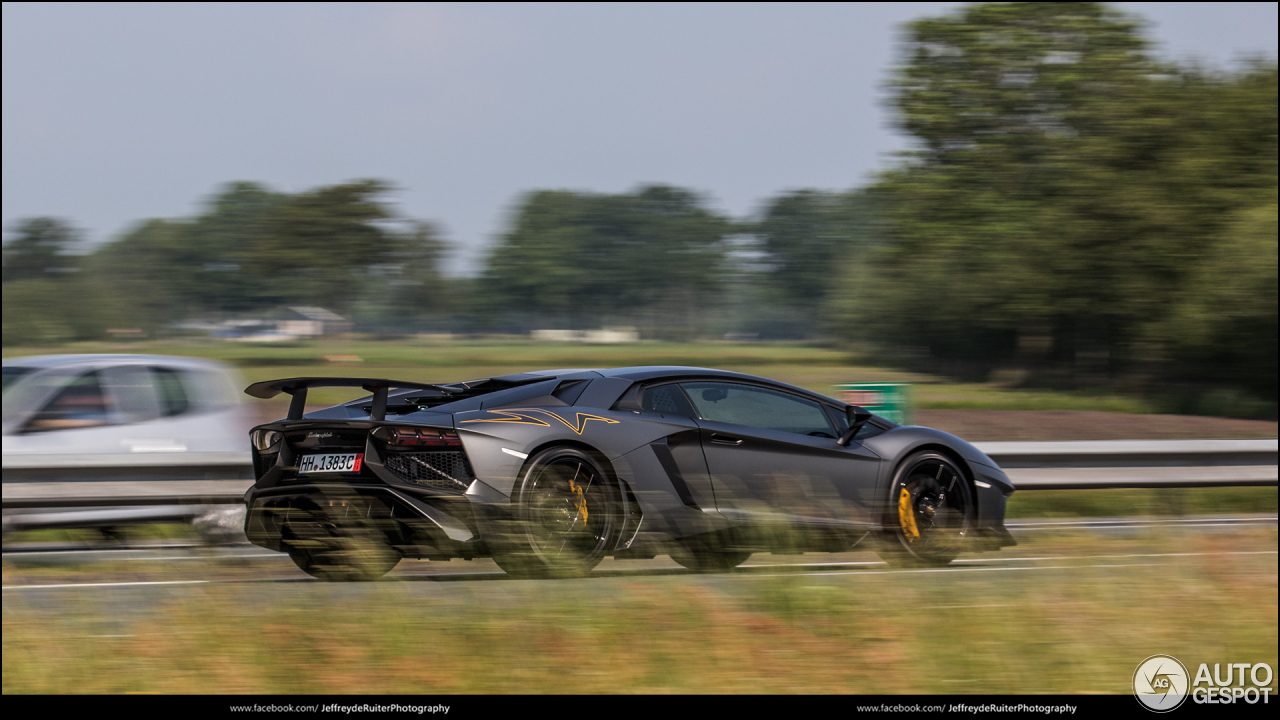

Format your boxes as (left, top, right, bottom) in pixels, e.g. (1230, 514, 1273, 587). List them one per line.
(298, 453, 363, 474)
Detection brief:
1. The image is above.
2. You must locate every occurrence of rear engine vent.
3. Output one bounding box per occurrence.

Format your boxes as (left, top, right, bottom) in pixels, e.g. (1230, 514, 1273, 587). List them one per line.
(552, 379, 588, 405)
(255, 452, 278, 478)
(372, 426, 462, 448)
(383, 451, 473, 491)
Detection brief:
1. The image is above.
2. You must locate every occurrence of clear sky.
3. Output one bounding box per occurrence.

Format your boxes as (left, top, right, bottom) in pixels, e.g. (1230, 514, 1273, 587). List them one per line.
(3, 2, 1276, 274)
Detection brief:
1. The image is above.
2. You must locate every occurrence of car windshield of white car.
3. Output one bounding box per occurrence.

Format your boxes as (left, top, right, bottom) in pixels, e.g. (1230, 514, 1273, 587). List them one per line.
(2, 366, 35, 396)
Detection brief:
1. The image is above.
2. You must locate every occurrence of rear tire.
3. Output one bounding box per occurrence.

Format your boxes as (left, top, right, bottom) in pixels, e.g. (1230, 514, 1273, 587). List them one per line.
(877, 451, 974, 568)
(491, 446, 623, 578)
(286, 536, 400, 581)
(280, 498, 401, 581)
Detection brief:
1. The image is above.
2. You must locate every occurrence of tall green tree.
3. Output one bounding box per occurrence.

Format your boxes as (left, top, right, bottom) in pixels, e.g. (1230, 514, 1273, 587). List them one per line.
(753, 189, 885, 313)
(3, 218, 131, 344)
(483, 186, 730, 336)
(2, 217, 81, 282)
(252, 179, 398, 316)
(84, 217, 224, 332)
(842, 2, 1277, 401)
(351, 219, 456, 333)
(1164, 199, 1278, 400)
(4, 179, 456, 343)
(85, 182, 281, 326)
(856, 2, 1158, 362)
(183, 181, 280, 314)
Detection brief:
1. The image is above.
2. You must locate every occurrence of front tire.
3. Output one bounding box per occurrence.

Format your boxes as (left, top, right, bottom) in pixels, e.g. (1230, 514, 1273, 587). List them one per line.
(668, 535, 751, 572)
(877, 451, 974, 568)
(491, 446, 623, 578)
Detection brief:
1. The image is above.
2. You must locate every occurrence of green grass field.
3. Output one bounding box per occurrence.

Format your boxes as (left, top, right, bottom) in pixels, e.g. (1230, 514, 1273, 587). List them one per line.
(3, 527, 1275, 693)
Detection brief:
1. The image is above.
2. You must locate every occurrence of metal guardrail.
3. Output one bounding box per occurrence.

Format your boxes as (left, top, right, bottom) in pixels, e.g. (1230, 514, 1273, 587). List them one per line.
(3, 505, 210, 532)
(1, 483, 252, 509)
(975, 439, 1278, 490)
(2, 451, 254, 511)
(2, 451, 253, 483)
(2, 440, 1276, 510)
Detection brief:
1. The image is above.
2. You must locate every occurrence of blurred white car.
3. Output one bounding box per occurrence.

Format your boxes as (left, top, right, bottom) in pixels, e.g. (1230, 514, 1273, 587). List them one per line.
(2, 354, 252, 541)
(3, 354, 247, 454)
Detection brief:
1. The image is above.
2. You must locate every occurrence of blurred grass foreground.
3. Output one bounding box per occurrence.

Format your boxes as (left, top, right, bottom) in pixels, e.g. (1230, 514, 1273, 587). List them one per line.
(4, 528, 1275, 693)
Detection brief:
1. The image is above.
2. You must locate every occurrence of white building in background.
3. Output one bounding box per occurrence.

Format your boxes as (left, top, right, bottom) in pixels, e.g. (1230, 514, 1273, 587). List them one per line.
(182, 306, 351, 341)
(531, 327, 639, 344)
(278, 306, 350, 337)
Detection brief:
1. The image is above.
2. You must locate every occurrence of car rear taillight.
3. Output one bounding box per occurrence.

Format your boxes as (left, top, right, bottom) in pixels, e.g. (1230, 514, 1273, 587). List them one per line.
(251, 429, 282, 451)
(376, 427, 462, 448)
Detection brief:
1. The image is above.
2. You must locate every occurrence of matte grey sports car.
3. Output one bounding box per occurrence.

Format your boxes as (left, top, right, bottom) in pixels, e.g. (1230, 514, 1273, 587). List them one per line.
(242, 367, 1015, 580)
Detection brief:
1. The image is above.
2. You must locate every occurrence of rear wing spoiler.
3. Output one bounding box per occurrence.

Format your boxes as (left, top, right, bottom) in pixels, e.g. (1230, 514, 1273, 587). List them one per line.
(244, 377, 477, 421)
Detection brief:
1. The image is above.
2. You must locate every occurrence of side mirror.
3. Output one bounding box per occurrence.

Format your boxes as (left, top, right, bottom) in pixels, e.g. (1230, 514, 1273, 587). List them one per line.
(836, 406, 873, 446)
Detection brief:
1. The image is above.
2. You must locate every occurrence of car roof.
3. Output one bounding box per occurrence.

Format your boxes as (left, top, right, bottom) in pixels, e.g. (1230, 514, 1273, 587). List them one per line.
(498, 366, 763, 382)
(2, 354, 231, 371)
(596, 366, 843, 405)
(598, 365, 763, 381)
(329, 366, 842, 414)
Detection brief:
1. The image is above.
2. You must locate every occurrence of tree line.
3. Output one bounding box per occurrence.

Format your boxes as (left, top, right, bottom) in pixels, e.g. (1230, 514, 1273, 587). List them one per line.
(4, 3, 1275, 409)
(3, 180, 451, 340)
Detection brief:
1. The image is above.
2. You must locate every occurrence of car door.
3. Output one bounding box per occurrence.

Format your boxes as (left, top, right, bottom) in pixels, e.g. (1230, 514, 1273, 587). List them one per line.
(677, 381, 882, 535)
(633, 383, 718, 510)
(158, 365, 252, 452)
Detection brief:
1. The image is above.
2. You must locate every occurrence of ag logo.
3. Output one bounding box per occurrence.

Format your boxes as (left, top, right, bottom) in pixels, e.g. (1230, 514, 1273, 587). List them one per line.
(1135, 655, 1190, 712)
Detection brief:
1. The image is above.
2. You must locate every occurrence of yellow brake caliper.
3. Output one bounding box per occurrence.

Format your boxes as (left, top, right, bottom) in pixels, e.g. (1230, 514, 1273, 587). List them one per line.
(898, 487, 920, 543)
(568, 477, 588, 525)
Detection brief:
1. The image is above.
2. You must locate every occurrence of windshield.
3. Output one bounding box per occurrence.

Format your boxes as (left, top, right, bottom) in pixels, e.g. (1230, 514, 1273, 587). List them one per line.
(2, 367, 35, 396)
(2, 368, 78, 427)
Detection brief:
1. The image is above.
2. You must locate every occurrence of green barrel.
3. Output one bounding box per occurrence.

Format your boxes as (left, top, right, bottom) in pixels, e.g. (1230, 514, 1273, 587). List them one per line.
(833, 382, 913, 425)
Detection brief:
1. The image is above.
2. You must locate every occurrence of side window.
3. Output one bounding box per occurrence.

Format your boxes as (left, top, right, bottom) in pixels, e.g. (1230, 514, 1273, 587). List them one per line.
(182, 369, 240, 411)
(829, 406, 850, 435)
(641, 384, 697, 418)
(153, 368, 190, 416)
(26, 372, 111, 431)
(679, 382, 836, 438)
(101, 366, 162, 424)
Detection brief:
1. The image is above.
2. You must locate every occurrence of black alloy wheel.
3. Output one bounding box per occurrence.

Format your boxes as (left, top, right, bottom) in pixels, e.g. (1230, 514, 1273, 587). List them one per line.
(492, 446, 623, 578)
(878, 450, 974, 567)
